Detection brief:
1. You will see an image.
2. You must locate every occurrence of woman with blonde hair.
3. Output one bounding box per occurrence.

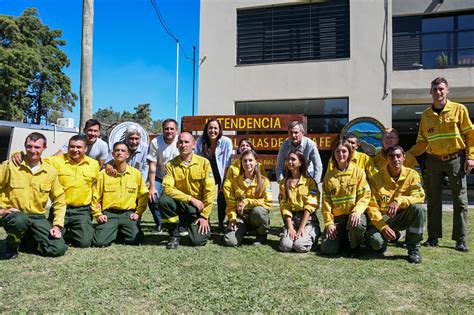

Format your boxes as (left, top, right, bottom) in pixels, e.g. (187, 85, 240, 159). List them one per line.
(321, 139, 371, 257)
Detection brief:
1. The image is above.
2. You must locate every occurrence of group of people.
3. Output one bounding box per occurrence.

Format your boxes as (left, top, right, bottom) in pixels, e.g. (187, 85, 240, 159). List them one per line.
(0, 77, 471, 264)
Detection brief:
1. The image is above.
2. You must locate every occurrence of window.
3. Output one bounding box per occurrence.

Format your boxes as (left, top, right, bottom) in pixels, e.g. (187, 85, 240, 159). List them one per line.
(393, 12, 474, 70)
(236, 1, 350, 65)
(235, 98, 348, 134)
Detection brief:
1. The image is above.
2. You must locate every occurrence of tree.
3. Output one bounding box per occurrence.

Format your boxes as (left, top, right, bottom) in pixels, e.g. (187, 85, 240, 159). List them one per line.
(133, 103, 152, 129)
(48, 110, 63, 125)
(0, 8, 77, 124)
(93, 104, 163, 137)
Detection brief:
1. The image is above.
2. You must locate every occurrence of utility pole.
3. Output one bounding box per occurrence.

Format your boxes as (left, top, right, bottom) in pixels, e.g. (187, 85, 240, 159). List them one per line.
(80, 0, 94, 130)
(175, 40, 179, 121)
(192, 46, 196, 116)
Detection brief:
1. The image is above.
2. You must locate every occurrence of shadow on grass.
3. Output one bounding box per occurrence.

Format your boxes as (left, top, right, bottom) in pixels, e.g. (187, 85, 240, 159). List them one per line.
(314, 246, 410, 262)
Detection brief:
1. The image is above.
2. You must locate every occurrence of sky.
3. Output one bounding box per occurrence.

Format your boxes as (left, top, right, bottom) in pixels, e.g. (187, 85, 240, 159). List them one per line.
(1, 0, 200, 127)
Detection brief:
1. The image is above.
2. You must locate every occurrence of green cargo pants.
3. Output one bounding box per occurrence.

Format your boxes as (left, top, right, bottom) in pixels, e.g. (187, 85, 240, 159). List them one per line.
(366, 204, 425, 251)
(61, 206, 94, 248)
(425, 154, 468, 242)
(321, 213, 367, 255)
(2, 211, 67, 257)
(157, 193, 210, 246)
(224, 206, 270, 247)
(92, 210, 144, 247)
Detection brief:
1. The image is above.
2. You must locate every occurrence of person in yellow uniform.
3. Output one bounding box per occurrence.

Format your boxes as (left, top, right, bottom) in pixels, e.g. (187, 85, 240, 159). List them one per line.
(223, 138, 266, 204)
(278, 150, 319, 253)
(91, 141, 148, 247)
(321, 140, 371, 257)
(224, 149, 273, 246)
(157, 132, 216, 249)
(373, 128, 422, 178)
(327, 133, 376, 179)
(10, 135, 100, 248)
(366, 145, 426, 263)
(0, 132, 67, 259)
(409, 77, 474, 252)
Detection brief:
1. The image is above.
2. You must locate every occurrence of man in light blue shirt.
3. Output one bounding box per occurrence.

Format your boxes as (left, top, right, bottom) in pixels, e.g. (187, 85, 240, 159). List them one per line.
(276, 121, 323, 183)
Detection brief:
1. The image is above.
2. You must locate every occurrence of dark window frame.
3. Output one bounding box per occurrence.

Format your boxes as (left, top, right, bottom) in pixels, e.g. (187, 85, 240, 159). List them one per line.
(236, 1, 350, 65)
(235, 98, 349, 135)
(393, 11, 474, 70)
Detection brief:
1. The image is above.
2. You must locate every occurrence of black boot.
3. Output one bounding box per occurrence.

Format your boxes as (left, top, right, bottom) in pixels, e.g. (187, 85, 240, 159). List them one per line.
(422, 237, 438, 247)
(408, 249, 422, 264)
(166, 226, 180, 250)
(348, 246, 360, 258)
(455, 241, 468, 252)
(253, 234, 267, 246)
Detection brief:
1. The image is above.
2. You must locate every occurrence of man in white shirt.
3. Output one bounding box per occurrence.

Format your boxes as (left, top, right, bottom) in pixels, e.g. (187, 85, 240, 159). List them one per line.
(147, 119, 180, 232)
(56, 119, 109, 167)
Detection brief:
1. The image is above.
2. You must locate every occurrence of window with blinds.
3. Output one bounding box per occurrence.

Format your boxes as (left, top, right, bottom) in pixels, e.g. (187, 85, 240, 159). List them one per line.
(236, 1, 350, 65)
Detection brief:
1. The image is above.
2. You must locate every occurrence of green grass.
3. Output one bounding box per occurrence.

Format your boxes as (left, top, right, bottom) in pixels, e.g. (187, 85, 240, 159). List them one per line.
(0, 209, 473, 313)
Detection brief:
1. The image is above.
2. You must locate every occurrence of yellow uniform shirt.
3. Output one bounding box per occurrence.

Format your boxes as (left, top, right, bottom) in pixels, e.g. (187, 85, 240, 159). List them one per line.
(0, 160, 66, 227)
(226, 174, 273, 221)
(91, 165, 148, 218)
(44, 155, 99, 207)
(223, 158, 267, 203)
(162, 154, 216, 219)
(409, 100, 474, 159)
(373, 151, 422, 179)
(327, 150, 376, 178)
(322, 163, 371, 227)
(367, 166, 425, 231)
(278, 175, 319, 218)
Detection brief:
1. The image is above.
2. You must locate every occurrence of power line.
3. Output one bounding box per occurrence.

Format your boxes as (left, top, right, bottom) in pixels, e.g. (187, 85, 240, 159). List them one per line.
(149, 0, 198, 63)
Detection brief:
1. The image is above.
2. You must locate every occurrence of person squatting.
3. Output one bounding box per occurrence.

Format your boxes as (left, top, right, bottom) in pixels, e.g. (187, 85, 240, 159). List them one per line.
(0, 77, 471, 264)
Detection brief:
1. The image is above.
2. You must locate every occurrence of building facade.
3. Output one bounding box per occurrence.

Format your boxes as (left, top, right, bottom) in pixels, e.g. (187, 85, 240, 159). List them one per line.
(198, 0, 474, 150)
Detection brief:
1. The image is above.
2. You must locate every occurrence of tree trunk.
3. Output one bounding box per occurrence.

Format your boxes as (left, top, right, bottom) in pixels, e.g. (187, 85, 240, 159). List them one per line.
(35, 85, 42, 124)
(80, 0, 94, 130)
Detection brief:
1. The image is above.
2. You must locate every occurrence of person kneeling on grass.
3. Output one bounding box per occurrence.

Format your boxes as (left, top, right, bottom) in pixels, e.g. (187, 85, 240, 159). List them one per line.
(224, 150, 273, 246)
(321, 140, 371, 258)
(279, 150, 320, 253)
(91, 141, 148, 247)
(366, 145, 426, 264)
(157, 132, 215, 249)
(0, 132, 67, 259)
(10, 135, 100, 248)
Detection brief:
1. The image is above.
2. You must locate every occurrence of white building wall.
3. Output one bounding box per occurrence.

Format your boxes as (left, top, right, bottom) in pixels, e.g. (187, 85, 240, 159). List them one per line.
(392, 68, 474, 104)
(8, 128, 77, 159)
(391, 0, 474, 103)
(199, 0, 393, 127)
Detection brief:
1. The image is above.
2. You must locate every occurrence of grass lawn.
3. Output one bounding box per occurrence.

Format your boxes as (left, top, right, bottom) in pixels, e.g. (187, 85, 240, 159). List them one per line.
(0, 208, 473, 313)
